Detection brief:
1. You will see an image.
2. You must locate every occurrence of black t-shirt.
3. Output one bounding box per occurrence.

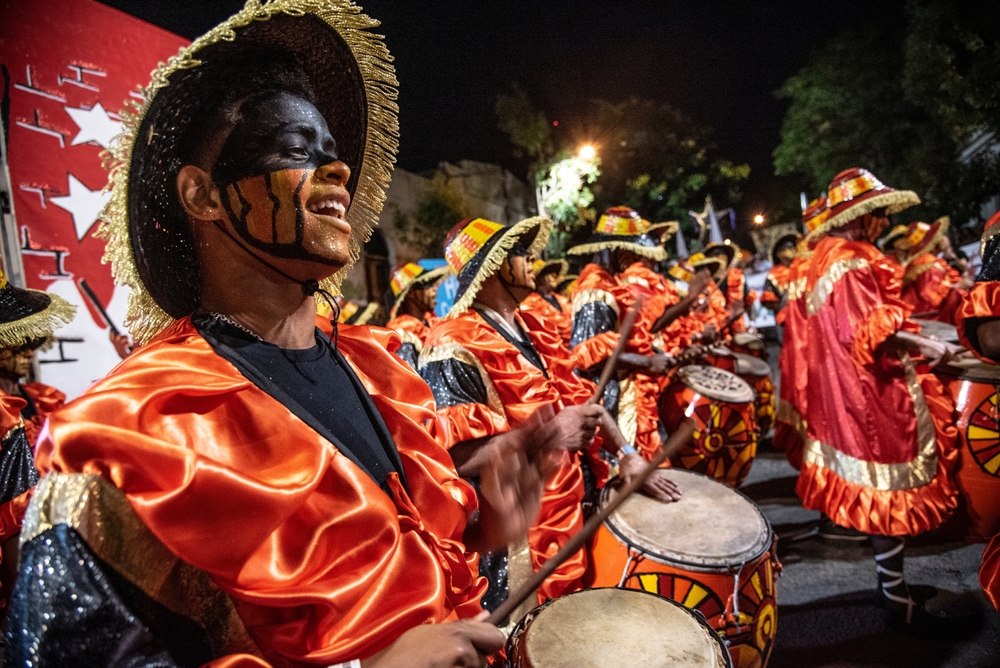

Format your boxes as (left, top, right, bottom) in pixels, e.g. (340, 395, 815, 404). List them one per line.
(194, 314, 403, 493)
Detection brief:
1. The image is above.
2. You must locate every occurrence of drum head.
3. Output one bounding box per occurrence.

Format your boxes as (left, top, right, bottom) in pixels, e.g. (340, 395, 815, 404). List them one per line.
(519, 588, 730, 668)
(732, 352, 771, 377)
(912, 318, 959, 344)
(604, 469, 771, 570)
(732, 332, 764, 351)
(677, 365, 755, 403)
(944, 358, 1000, 381)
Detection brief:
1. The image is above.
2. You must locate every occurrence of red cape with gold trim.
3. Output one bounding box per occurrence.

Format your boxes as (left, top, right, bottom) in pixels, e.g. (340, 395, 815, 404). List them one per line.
(35, 318, 485, 665)
(421, 308, 607, 602)
(903, 253, 962, 323)
(782, 236, 957, 536)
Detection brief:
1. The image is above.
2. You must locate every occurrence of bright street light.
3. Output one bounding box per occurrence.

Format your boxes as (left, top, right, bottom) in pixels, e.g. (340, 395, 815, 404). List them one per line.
(753, 214, 765, 225)
(578, 144, 596, 160)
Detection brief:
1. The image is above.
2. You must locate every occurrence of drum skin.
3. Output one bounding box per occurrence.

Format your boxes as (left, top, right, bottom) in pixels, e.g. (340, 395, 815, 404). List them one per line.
(505, 588, 732, 668)
(660, 379, 759, 487)
(946, 374, 1000, 541)
(588, 471, 778, 668)
(702, 347, 775, 439)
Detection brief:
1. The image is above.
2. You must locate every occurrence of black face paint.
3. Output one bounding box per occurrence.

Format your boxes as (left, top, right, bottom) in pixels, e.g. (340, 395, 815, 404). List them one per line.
(213, 91, 338, 186)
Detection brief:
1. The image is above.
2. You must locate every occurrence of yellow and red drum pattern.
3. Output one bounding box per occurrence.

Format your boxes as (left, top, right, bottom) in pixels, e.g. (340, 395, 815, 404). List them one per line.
(589, 469, 777, 668)
(660, 366, 759, 487)
(942, 362, 1000, 541)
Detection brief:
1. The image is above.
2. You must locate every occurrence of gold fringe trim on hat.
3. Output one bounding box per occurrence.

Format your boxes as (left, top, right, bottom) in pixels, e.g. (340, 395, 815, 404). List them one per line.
(98, 0, 399, 345)
(447, 216, 553, 318)
(0, 293, 76, 349)
(388, 265, 449, 319)
(565, 240, 666, 262)
(806, 190, 920, 244)
(906, 217, 949, 263)
(351, 302, 381, 325)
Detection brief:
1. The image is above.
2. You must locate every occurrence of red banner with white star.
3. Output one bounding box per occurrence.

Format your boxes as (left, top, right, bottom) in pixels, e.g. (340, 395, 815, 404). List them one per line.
(1, 0, 187, 398)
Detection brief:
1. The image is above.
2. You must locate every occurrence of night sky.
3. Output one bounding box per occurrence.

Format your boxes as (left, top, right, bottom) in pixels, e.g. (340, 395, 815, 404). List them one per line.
(99, 0, 906, 224)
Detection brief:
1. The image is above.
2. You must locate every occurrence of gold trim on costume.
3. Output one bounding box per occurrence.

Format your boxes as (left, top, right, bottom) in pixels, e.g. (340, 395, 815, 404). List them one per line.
(776, 399, 807, 436)
(2, 417, 25, 444)
(98, 0, 400, 345)
(418, 342, 504, 416)
(801, 352, 938, 491)
(617, 376, 638, 445)
(395, 329, 423, 350)
(903, 260, 936, 284)
(22, 473, 262, 659)
(571, 289, 621, 319)
(785, 276, 807, 302)
(806, 258, 870, 316)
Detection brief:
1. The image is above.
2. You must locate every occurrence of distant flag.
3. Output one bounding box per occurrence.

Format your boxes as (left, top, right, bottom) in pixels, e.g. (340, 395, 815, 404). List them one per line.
(676, 232, 689, 260)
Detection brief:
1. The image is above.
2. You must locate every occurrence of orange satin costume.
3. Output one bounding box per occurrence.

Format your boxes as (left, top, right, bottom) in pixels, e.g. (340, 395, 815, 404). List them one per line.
(761, 264, 792, 325)
(7, 382, 65, 447)
(724, 268, 751, 333)
(571, 263, 663, 460)
(34, 317, 486, 666)
(954, 280, 1000, 612)
(903, 253, 962, 323)
(421, 309, 605, 603)
(385, 312, 437, 369)
(782, 236, 958, 536)
(520, 292, 572, 348)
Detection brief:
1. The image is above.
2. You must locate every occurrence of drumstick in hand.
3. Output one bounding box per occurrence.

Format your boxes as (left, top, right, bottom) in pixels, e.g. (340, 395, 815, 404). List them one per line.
(589, 297, 644, 404)
(486, 419, 697, 626)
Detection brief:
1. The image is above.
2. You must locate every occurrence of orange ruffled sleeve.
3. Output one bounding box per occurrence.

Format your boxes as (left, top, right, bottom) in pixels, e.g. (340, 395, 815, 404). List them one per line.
(843, 251, 915, 367)
(955, 281, 1000, 362)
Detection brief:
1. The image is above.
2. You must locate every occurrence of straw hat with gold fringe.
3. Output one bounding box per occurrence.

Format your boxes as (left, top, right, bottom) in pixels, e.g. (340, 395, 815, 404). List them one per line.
(443, 216, 552, 318)
(880, 224, 910, 253)
(0, 269, 76, 350)
(703, 240, 739, 270)
(98, 0, 398, 345)
(686, 252, 726, 277)
(646, 221, 679, 245)
(566, 206, 666, 262)
(532, 258, 569, 282)
(806, 168, 919, 243)
(897, 216, 949, 263)
(387, 263, 448, 319)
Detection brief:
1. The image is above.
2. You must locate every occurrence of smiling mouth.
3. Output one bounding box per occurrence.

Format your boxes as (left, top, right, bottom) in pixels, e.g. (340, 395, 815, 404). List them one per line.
(307, 197, 347, 217)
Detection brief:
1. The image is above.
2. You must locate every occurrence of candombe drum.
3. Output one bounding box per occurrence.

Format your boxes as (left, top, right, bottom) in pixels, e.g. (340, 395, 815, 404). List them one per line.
(940, 359, 1000, 541)
(589, 469, 778, 668)
(660, 365, 759, 487)
(505, 588, 732, 668)
(734, 351, 775, 437)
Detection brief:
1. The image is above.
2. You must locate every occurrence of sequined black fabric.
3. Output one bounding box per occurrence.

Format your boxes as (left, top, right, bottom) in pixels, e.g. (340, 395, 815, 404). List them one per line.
(569, 301, 617, 352)
(978, 236, 1000, 282)
(420, 358, 489, 408)
(395, 342, 419, 371)
(478, 548, 510, 616)
(0, 286, 50, 325)
(6, 524, 215, 667)
(0, 426, 37, 506)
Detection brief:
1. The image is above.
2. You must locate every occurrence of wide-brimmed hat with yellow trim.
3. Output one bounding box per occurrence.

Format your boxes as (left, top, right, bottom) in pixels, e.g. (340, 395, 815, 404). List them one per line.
(880, 224, 909, 253)
(0, 269, 76, 350)
(704, 240, 739, 273)
(98, 0, 398, 345)
(532, 258, 569, 282)
(387, 262, 448, 319)
(443, 216, 552, 317)
(687, 252, 726, 276)
(898, 216, 949, 261)
(555, 273, 578, 296)
(646, 221, 679, 244)
(803, 195, 829, 236)
(770, 232, 801, 265)
(807, 168, 919, 243)
(566, 206, 666, 262)
(339, 300, 381, 325)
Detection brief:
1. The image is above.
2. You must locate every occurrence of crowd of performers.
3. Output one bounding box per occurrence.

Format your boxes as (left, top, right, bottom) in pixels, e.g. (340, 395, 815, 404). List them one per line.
(0, 1, 998, 666)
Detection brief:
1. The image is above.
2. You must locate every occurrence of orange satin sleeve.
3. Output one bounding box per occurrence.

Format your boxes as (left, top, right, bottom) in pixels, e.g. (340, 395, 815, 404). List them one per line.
(955, 281, 1000, 362)
(36, 318, 485, 665)
(23, 382, 65, 416)
(0, 393, 26, 436)
(202, 656, 273, 668)
(981, 534, 1000, 612)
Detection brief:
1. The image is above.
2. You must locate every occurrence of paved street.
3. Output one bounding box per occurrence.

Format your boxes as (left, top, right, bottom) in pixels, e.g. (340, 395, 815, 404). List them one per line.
(742, 450, 1000, 667)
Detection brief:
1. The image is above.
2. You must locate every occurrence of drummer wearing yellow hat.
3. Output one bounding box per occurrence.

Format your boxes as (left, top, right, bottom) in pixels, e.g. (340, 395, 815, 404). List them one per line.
(704, 240, 755, 333)
(384, 262, 448, 369)
(896, 217, 969, 323)
(783, 168, 961, 632)
(520, 258, 573, 347)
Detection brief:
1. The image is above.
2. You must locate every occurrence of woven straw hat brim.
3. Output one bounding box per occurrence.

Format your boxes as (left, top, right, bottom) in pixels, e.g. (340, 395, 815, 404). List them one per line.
(566, 234, 667, 262)
(905, 217, 949, 266)
(536, 258, 569, 280)
(806, 189, 920, 244)
(447, 216, 553, 318)
(0, 289, 76, 349)
(703, 242, 737, 268)
(99, 0, 399, 345)
(388, 265, 449, 319)
(690, 257, 726, 275)
(769, 233, 801, 264)
(647, 221, 679, 243)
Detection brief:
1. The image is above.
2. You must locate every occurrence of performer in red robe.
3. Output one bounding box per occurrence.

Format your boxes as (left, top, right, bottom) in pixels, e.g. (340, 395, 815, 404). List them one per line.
(705, 241, 751, 333)
(567, 207, 681, 460)
(520, 259, 573, 348)
(784, 168, 959, 632)
(422, 217, 679, 610)
(0, 268, 75, 611)
(384, 262, 447, 369)
(954, 210, 1000, 613)
(7, 5, 549, 665)
(760, 232, 801, 327)
(896, 217, 967, 324)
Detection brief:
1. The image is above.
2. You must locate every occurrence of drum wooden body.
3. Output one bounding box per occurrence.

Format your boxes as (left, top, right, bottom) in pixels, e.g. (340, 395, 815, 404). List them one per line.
(589, 469, 778, 668)
(944, 362, 1000, 541)
(660, 365, 759, 487)
(703, 347, 775, 437)
(506, 588, 732, 668)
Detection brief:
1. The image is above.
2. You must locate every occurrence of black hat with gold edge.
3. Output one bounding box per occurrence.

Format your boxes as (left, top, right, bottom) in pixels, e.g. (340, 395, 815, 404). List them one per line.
(98, 0, 398, 344)
(0, 269, 76, 350)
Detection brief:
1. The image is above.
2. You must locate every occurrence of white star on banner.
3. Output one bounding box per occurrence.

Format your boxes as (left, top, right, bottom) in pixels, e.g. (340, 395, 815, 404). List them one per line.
(50, 174, 110, 240)
(64, 101, 121, 149)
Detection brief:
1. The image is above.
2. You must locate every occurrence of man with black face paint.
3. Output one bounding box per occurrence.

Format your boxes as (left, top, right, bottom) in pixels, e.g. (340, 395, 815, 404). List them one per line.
(782, 168, 962, 634)
(420, 217, 682, 614)
(10, 3, 535, 667)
